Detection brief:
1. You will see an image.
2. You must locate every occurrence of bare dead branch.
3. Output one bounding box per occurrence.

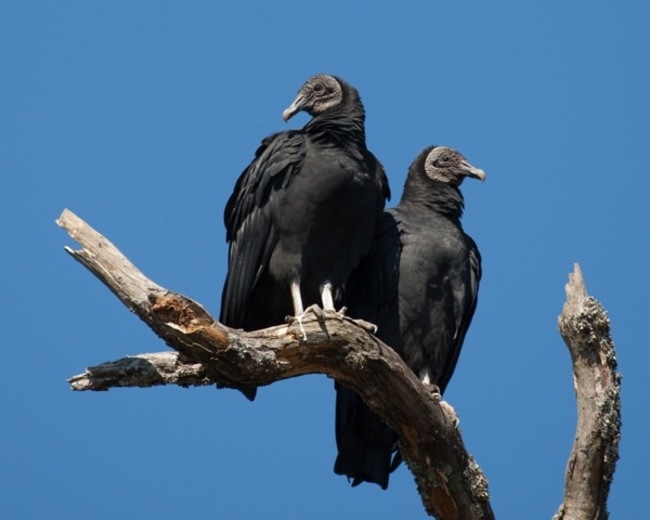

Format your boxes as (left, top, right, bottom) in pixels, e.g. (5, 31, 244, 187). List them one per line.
(58, 208, 494, 520)
(59, 211, 623, 519)
(68, 352, 212, 391)
(553, 264, 621, 520)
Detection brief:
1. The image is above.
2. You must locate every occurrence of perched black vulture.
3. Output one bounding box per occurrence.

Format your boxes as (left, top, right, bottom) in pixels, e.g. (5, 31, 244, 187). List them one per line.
(220, 74, 390, 399)
(334, 145, 485, 489)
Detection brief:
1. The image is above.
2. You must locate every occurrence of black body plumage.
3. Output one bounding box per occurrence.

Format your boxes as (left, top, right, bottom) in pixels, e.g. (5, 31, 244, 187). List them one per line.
(220, 75, 390, 399)
(334, 145, 484, 489)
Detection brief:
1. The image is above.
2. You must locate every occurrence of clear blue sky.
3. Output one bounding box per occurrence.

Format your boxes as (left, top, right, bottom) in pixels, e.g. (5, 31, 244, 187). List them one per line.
(3, 2, 649, 519)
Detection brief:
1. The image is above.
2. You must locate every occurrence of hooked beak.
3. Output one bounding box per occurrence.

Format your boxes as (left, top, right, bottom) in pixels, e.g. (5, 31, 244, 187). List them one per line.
(461, 159, 486, 182)
(282, 92, 307, 122)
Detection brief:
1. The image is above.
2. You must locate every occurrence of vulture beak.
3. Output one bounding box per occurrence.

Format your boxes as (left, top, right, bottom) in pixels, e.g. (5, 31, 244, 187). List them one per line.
(461, 160, 486, 182)
(282, 92, 308, 122)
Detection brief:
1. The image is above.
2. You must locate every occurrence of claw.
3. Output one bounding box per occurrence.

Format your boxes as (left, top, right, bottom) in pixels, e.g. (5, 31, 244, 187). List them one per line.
(285, 313, 307, 341)
(350, 318, 378, 334)
(296, 313, 308, 341)
(287, 304, 326, 341)
(440, 400, 460, 427)
(288, 304, 366, 341)
(303, 303, 325, 322)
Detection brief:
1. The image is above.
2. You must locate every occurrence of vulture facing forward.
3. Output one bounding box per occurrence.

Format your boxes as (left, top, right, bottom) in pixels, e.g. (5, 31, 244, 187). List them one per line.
(220, 75, 390, 399)
(334, 145, 485, 489)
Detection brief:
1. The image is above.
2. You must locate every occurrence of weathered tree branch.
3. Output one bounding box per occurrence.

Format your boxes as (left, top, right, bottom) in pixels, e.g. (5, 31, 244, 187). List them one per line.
(553, 264, 621, 520)
(58, 208, 493, 520)
(59, 210, 622, 519)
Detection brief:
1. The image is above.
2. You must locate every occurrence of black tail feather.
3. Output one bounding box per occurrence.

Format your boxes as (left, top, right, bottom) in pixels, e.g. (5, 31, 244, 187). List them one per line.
(334, 383, 399, 490)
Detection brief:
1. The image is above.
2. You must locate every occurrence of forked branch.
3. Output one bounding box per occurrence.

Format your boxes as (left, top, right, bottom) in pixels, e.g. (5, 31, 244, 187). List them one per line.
(58, 208, 493, 520)
(59, 210, 621, 519)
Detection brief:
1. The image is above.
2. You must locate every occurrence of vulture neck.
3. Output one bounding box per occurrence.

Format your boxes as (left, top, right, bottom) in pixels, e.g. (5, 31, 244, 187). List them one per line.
(305, 94, 367, 149)
(401, 174, 465, 221)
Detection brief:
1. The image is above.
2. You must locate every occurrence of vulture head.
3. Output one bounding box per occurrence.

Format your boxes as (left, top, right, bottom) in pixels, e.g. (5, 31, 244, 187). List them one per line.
(423, 146, 486, 187)
(282, 74, 346, 121)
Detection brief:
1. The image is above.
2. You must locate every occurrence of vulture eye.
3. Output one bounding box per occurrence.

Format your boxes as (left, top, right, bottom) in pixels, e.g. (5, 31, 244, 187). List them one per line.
(313, 83, 325, 94)
(436, 154, 451, 166)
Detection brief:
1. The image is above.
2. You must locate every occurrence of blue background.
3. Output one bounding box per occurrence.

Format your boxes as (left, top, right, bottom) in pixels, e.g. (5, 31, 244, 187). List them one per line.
(3, 2, 648, 518)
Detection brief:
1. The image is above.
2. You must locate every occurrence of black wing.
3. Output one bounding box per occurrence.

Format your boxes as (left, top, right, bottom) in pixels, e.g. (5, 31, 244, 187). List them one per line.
(220, 131, 306, 328)
(392, 205, 481, 393)
(344, 211, 401, 327)
(437, 234, 481, 392)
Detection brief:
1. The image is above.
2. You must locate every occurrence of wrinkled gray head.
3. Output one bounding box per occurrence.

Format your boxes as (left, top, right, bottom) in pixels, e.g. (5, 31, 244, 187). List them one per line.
(423, 146, 486, 187)
(282, 74, 344, 121)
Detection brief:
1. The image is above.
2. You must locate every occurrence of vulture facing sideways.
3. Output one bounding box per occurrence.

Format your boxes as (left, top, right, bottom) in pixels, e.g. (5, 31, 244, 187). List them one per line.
(220, 75, 390, 400)
(334, 145, 485, 489)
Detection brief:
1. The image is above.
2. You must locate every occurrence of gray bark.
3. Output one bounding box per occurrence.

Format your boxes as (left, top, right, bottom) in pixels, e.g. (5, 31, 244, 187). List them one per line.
(553, 264, 621, 520)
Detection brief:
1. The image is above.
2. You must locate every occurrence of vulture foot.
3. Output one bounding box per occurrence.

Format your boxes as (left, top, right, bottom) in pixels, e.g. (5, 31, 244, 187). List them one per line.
(286, 304, 327, 340)
(439, 400, 460, 428)
(350, 318, 378, 334)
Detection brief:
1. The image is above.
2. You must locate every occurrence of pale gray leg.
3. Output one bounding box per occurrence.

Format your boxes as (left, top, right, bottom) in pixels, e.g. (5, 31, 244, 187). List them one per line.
(290, 280, 304, 316)
(290, 280, 307, 340)
(320, 281, 335, 311)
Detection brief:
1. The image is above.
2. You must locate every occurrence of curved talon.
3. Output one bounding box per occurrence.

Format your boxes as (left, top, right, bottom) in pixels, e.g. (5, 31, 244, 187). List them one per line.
(440, 400, 460, 427)
(288, 304, 325, 341)
(296, 314, 308, 341)
(322, 307, 348, 323)
(350, 318, 378, 334)
(287, 305, 355, 340)
(423, 382, 442, 403)
(286, 313, 309, 341)
(303, 303, 325, 321)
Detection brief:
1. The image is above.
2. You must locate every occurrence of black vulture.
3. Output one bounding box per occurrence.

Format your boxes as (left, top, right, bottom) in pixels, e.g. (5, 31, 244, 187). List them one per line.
(334, 145, 485, 489)
(220, 74, 390, 399)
